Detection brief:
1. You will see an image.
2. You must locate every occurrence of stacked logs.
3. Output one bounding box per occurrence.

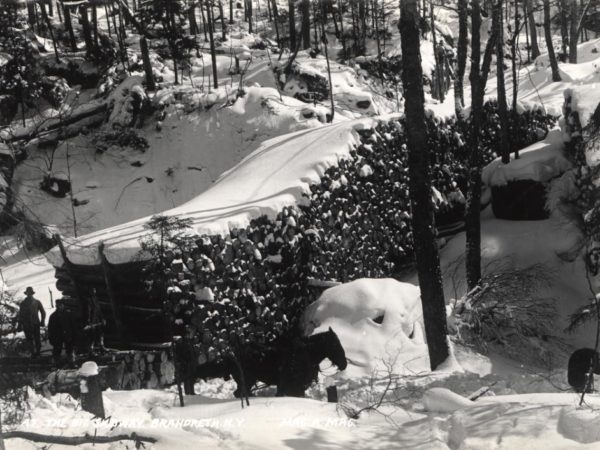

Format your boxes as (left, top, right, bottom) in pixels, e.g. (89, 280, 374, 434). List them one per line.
(2, 350, 176, 393)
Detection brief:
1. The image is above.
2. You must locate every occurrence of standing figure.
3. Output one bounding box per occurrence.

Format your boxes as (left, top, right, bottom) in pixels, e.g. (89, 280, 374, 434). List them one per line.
(17, 287, 46, 357)
(85, 288, 105, 354)
(48, 299, 75, 365)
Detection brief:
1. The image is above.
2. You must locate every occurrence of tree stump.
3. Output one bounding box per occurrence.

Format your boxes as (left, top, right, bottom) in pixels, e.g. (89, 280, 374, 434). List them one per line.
(79, 361, 105, 419)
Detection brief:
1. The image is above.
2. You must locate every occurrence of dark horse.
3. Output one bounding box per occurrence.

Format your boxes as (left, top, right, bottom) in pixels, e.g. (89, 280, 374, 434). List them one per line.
(196, 327, 347, 398)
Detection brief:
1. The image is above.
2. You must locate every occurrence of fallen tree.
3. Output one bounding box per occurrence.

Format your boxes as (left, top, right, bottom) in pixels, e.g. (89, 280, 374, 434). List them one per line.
(1, 431, 156, 445)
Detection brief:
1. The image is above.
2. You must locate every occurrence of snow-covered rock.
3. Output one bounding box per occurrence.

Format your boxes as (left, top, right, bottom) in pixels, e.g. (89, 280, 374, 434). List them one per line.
(302, 278, 428, 375)
(558, 406, 600, 444)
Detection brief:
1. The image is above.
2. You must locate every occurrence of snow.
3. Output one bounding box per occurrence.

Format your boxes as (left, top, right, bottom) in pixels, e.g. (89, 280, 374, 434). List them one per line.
(482, 128, 572, 187)
(45, 117, 375, 266)
(303, 278, 428, 376)
(422, 387, 474, 413)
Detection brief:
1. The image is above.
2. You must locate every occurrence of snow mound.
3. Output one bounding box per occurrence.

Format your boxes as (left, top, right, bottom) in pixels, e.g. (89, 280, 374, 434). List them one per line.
(46, 117, 375, 266)
(302, 278, 429, 376)
(558, 406, 600, 444)
(482, 128, 571, 187)
(422, 387, 474, 413)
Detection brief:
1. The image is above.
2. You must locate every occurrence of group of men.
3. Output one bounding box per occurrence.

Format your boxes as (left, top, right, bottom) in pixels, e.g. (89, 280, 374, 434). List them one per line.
(16, 286, 105, 364)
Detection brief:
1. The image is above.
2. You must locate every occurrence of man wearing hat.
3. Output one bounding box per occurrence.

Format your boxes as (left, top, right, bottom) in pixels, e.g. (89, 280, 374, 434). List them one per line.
(48, 298, 75, 365)
(17, 287, 46, 357)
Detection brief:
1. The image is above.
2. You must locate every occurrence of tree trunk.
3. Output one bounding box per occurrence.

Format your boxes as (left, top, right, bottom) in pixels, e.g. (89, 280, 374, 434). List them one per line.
(271, 0, 280, 47)
(465, 0, 496, 291)
(511, 0, 519, 109)
(569, 0, 579, 62)
(27, 2, 36, 29)
(39, 1, 60, 63)
(454, 0, 468, 116)
(320, 0, 334, 121)
(339, 0, 346, 58)
(544, 0, 562, 81)
(140, 37, 156, 90)
(430, 1, 444, 102)
(526, 0, 540, 60)
(465, 0, 483, 292)
(207, 3, 219, 89)
(79, 5, 94, 57)
(219, 1, 227, 39)
(399, 0, 449, 371)
(230, 0, 234, 23)
(247, 0, 253, 33)
(301, 0, 310, 49)
(200, 0, 209, 41)
(62, 2, 77, 52)
(560, 0, 569, 59)
(92, 5, 99, 50)
(0, 408, 5, 450)
(289, 0, 297, 50)
(189, 3, 198, 35)
(495, 0, 510, 164)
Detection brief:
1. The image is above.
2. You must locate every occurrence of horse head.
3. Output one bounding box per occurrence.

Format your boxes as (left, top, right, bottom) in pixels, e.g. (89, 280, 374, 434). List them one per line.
(325, 326, 347, 371)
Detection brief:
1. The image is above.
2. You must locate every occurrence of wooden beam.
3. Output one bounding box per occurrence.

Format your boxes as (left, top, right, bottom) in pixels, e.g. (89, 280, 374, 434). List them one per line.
(98, 241, 125, 342)
(54, 234, 87, 304)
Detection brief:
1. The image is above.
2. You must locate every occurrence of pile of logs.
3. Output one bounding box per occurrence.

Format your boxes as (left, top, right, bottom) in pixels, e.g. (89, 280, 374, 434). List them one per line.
(118, 350, 175, 390)
(1, 349, 176, 393)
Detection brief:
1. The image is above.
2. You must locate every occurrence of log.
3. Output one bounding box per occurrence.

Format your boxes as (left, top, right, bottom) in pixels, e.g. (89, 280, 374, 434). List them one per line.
(1, 431, 156, 445)
(99, 242, 124, 342)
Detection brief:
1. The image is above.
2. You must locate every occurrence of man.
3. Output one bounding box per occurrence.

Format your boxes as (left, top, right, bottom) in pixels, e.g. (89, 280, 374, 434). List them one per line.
(48, 299, 75, 365)
(17, 286, 46, 357)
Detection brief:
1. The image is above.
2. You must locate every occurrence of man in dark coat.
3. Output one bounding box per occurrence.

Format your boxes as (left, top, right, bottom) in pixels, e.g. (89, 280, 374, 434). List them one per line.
(48, 299, 75, 365)
(17, 287, 46, 357)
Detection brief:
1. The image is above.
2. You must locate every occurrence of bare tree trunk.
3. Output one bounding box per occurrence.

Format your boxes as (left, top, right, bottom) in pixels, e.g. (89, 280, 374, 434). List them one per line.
(339, 0, 346, 58)
(320, 0, 334, 121)
(207, 2, 219, 89)
(465, 0, 497, 291)
(569, 0, 579, 62)
(230, 0, 234, 23)
(289, 0, 297, 50)
(495, 0, 510, 163)
(511, 0, 519, 109)
(219, 1, 227, 39)
(140, 37, 156, 90)
(80, 5, 94, 57)
(301, 0, 311, 49)
(430, 1, 444, 102)
(92, 4, 99, 50)
(189, 3, 198, 35)
(271, 0, 280, 47)
(399, 0, 449, 371)
(560, 0, 569, 60)
(247, 0, 253, 33)
(62, 2, 77, 51)
(544, 0, 562, 81)
(454, 0, 468, 116)
(39, 1, 60, 63)
(200, 0, 209, 41)
(526, 0, 540, 60)
(0, 408, 5, 450)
